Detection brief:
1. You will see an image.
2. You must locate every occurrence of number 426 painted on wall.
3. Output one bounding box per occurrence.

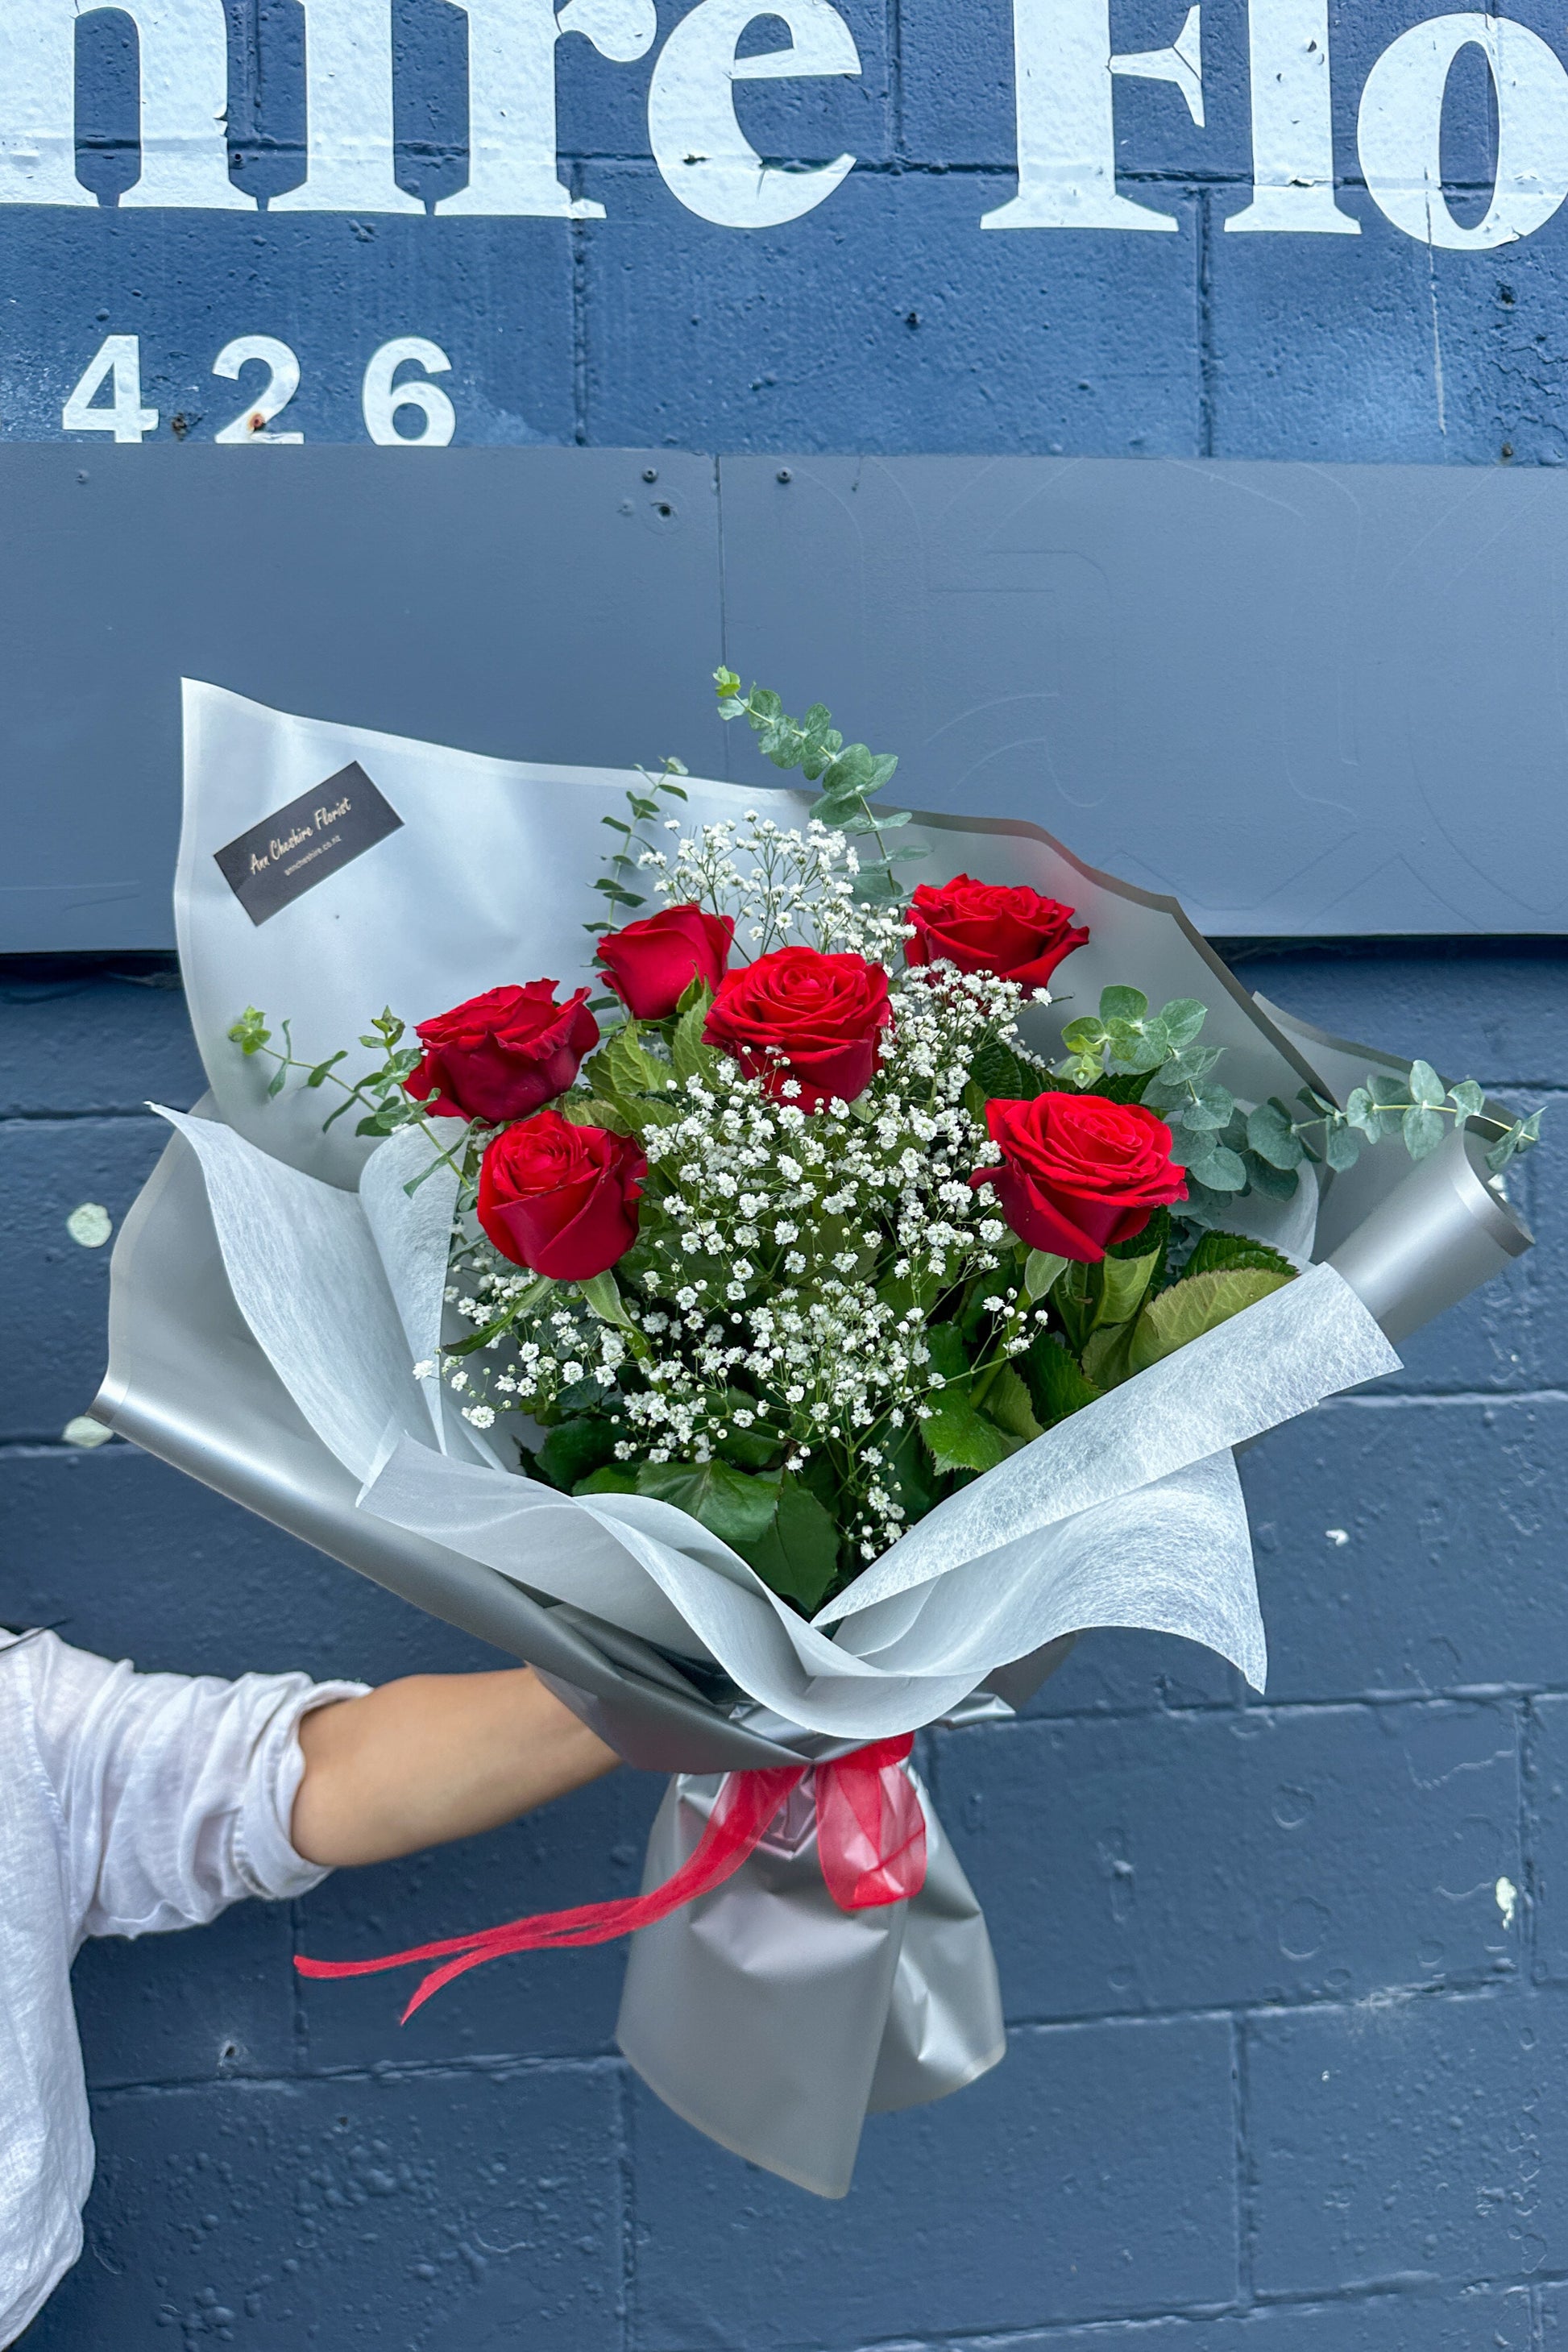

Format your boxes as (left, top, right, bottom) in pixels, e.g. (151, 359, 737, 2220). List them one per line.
(60, 334, 457, 445)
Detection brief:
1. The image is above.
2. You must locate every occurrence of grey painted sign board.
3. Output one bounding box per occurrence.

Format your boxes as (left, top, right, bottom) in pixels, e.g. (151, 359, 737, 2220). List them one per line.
(0, 446, 1560, 952)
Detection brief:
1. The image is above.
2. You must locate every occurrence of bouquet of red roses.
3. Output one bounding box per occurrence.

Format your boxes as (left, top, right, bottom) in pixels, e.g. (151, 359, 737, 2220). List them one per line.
(227, 672, 1537, 1622)
(95, 672, 1537, 2195)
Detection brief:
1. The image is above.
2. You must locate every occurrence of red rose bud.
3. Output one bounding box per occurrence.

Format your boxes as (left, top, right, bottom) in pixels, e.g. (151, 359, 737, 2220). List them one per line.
(477, 1110, 646, 1282)
(703, 944, 892, 1111)
(404, 981, 599, 1126)
(972, 1092, 1188, 1263)
(907, 875, 1089, 992)
(596, 902, 736, 1020)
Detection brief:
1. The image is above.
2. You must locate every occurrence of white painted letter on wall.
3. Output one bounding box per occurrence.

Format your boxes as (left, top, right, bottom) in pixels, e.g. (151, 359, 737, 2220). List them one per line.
(1226, 0, 1358, 232)
(981, 0, 1202, 230)
(0, 0, 247, 207)
(1359, 12, 1568, 249)
(438, 0, 655, 218)
(272, 0, 422, 213)
(648, 0, 861, 229)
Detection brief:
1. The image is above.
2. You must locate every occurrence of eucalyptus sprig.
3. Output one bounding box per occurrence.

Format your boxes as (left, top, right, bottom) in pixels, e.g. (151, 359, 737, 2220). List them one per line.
(712, 668, 923, 905)
(1050, 985, 1544, 1220)
(226, 1005, 466, 1193)
(1249, 1065, 1542, 1182)
(585, 758, 690, 952)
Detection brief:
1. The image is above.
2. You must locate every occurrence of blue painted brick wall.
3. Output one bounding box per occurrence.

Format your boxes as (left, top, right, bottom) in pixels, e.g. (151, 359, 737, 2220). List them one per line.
(2, 939, 1562, 2346)
(7, 0, 1568, 2333)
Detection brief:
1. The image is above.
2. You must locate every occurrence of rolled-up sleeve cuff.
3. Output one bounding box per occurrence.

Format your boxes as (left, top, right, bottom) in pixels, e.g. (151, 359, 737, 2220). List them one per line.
(234, 1678, 370, 1899)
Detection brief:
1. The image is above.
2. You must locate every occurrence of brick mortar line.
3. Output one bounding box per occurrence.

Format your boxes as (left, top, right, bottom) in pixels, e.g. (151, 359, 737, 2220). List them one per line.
(61, 137, 1532, 201)
(838, 2274, 1552, 2350)
(0, 1105, 175, 1123)
(999, 1975, 1524, 2035)
(1326, 1389, 1568, 1408)
(1230, 2011, 1251, 2305)
(938, 1690, 1542, 1732)
(615, 2060, 637, 2352)
(89, 2049, 628, 2104)
(90, 1981, 1540, 2109)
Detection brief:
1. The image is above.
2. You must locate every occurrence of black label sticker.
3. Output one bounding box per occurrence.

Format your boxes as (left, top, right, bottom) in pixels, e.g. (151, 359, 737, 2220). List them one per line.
(213, 762, 404, 926)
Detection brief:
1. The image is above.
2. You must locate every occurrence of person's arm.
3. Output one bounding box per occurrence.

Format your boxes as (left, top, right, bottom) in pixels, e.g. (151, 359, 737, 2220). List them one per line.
(291, 1667, 619, 1869)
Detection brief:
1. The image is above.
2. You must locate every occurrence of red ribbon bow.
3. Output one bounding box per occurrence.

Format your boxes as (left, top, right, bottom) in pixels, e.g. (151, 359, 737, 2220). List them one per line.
(296, 1734, 927, 2022)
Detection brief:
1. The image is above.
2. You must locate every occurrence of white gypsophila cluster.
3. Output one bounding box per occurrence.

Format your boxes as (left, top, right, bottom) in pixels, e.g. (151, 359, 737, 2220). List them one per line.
(637, 812, 911, 964)
(430, 953, 1056, 1572)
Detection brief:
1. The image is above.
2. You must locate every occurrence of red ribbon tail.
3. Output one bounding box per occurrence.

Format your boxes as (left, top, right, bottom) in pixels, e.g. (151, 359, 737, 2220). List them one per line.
(294, 1733, 931, 2025)
(295, 1763, 804, 2022)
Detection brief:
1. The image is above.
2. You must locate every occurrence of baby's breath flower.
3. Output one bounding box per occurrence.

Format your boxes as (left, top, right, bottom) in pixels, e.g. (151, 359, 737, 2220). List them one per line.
(422, 814, 1045, 1568)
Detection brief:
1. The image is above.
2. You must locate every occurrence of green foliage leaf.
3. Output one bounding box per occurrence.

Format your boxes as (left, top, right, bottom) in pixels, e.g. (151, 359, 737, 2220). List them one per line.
(227, 1006, 272, 1056)
(1176, 1139, 1247, 1191)
(851, 858, 911, 906)
(537, 1417, 620, 1493)
(1060, 1016, 1105, 1053)
(1019, 1332, 1102, 1429)
(1448, 1078, 1487, 1118)
(972, 1033, 1033, 1101)
(672, 994, 722, 1087)
(635, 1459, 783, 1549)
(1024, 1248, 1068, 1302)
(923, 1322, 971, 1383)
(1402, 1102, 1446, 1159)
(732, 1472, 841, 1613)
(1170, 1083, 1234, 1133)
(919, 1391, 1019, 1476)
(1100, 986, 1147, 1024)
(1346, 1085, 1397, 1142)
(1246, 1099, 1305, 1170)
(1128, 1267, 1294, 1375)
(1106, 1205, 1171, 1289)
(1097, 1243, 1161, 1326)
(1323, 1122, 1363, 1172)
(981, 1363, 1043, 1441)
(884, 1421, 937, 1523)
(1157, 998, 1208, 1048)
(1081, 1321, 1137, 1391)
(577, 1269, 637, 1330)
(1184, 1231, 1296, 1280)
(716, 1392, 785, 1469)
(598, 1026, 668, 1101)
(1242, 1150, 1301, 1199)
(573, 1465, 639, 1496)
(1408, 1058, 1446, 1109)
(1487, 1107, 1544, 1173)
(561, 1095, 633, 1135)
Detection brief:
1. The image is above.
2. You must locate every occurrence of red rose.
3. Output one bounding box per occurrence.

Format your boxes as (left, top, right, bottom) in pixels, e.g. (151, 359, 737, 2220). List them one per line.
(477, 1110, 646, 1281)
(972, 1092, 1187, 1262)
(597, 902, 736, 1020)
(404, 981, 599, 1126)
(907, 875, 1089, 991)
(703, 945, 892, 1110)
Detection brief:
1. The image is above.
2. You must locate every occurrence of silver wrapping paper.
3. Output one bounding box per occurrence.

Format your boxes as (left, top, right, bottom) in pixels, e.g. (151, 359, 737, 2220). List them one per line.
(87, 683, 1537, 2194)
(617, 1764, 1002, 2198)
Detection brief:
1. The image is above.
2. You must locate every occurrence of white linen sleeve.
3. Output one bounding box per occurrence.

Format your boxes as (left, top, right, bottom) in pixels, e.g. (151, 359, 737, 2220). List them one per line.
(22, 1633, 370, 1946)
